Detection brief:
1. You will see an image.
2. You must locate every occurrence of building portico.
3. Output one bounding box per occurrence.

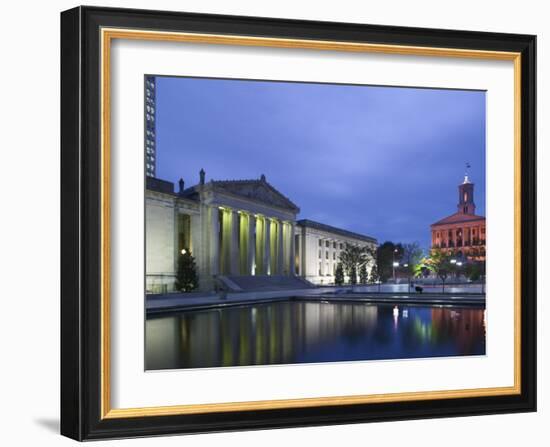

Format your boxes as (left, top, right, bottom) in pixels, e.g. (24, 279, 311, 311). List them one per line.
(146, 173, 300, 292)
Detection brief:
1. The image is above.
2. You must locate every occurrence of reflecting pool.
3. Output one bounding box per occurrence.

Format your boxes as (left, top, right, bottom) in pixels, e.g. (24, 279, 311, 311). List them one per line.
(145, 301, 486, 370)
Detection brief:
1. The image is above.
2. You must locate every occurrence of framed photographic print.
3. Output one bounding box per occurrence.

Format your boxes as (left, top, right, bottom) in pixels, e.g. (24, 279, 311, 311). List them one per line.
(60, 6, 536, 441)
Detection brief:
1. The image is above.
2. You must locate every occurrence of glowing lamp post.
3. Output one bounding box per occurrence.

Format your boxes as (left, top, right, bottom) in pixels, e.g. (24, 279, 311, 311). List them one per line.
(392, 261, 399, 283)
(392, 248, 399, 283)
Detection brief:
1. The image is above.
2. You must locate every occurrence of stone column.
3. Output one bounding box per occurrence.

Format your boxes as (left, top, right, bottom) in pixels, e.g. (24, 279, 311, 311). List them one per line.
(248, 215, 256, 275)
(277, 220, 284, 275)
(301, 226, 307, 277)
(264, 218, 271, 275)
(289, 223, 296, 275)
(230, 210, 240, 275)
(209, 206, 220, 276)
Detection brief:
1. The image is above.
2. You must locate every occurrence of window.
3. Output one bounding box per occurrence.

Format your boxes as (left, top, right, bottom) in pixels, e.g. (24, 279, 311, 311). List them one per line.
(326, 252, 329, 259)
(318, 250, 321, 259)
(333, 252, 336, 260)
(340, 243, 343, 249)
(326, 241, 330, 248)
(318, 240, 322, 247)
(333, 242, 337, 249)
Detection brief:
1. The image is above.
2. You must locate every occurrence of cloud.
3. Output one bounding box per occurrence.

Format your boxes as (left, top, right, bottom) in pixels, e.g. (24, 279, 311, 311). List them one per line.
(156, 77, 486, 249)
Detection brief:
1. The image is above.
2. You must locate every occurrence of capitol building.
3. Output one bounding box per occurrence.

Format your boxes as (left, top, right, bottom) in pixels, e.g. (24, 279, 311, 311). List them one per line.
(146, 170, 377, 293)
(430, 174, 486, 261)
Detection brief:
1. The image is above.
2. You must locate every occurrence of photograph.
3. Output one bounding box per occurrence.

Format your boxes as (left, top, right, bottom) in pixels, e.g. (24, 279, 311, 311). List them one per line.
(144, 75, 487, 370)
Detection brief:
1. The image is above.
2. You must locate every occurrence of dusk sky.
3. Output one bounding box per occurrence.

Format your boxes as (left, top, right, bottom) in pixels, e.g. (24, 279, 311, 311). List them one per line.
(154, 76, 486, 251)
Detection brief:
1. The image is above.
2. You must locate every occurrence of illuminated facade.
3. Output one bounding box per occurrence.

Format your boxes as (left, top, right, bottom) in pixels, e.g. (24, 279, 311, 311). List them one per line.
(146, 171, 377, 293)
(430, 174, 486, 261)
(295, 220, 377, 285)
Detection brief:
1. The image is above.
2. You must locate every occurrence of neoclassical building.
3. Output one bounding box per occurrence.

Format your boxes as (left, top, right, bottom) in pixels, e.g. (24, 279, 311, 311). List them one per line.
(430, 174, 486, 261)
(146, 171, 377, 293)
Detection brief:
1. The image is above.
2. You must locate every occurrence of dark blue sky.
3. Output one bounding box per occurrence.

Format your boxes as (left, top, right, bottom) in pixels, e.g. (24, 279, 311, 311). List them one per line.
(155, 76, 486, 251)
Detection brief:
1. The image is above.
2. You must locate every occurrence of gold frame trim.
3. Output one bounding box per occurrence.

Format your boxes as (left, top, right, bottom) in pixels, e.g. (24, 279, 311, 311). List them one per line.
(100, 27, 522, 419)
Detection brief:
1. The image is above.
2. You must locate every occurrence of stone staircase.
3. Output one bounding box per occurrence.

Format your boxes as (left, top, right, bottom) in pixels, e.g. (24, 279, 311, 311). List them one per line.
(216, 275, 315, 292)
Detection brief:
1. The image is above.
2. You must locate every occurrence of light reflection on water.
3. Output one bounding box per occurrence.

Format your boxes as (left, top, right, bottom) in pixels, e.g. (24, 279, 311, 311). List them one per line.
(145, 301, 486, 370)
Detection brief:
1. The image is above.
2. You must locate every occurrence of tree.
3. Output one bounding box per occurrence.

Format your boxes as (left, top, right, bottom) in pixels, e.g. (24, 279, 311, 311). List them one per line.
(401, 242, 423, 292)
(480, 260, 486, 294)
(334, 262, 345, 286)
(369, 265, 381, 292)
(463, 260, 486, 293)
(376, 242, 404, 282)
(426, 249, 455, 293)
(413, 257, 432, 279)
(359, 263, 368, 284)
(464, 261, 486, 281)
(349, 264, 358, 285)
(338, 243, 374, 285)
(175, 249, 199, 292)
(464, 262, 480, 281)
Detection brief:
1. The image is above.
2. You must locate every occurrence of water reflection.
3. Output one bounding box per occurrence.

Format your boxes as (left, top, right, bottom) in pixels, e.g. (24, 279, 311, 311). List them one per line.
(146, 301, 486, 370)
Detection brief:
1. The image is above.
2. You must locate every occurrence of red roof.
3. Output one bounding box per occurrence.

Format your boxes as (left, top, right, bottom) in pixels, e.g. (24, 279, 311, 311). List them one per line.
(431, 212, 485, 227)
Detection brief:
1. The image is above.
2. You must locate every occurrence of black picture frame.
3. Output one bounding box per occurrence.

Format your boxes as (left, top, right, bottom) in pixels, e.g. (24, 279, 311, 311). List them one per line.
(61, 5, 536, 441)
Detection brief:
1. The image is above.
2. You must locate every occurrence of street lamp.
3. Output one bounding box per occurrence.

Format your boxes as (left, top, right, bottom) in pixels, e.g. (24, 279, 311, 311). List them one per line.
(403, 263, 409, 293)
(392, 248, 399, 283)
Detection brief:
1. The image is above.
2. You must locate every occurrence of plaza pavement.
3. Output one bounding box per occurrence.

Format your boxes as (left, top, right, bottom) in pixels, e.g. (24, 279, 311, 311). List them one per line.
(146, 285, 485, 315)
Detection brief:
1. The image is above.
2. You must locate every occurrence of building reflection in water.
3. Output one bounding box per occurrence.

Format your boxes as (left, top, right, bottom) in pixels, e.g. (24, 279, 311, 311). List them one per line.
(146, 301, 486, 370)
